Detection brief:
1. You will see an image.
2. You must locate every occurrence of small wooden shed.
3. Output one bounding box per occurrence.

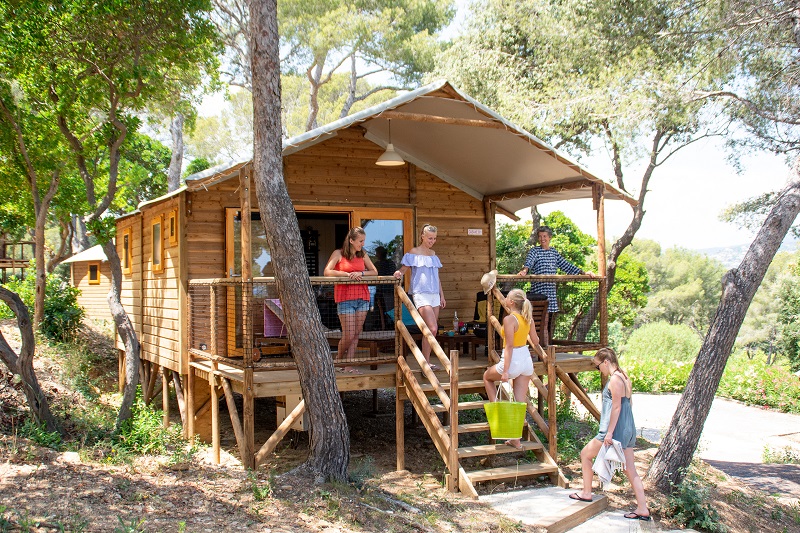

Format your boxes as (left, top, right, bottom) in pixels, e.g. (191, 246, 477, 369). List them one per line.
(63, 244, 112, 322)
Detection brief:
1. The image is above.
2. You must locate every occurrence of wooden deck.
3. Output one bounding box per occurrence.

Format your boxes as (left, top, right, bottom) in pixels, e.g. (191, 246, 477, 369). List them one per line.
(189, 350, 596, 397)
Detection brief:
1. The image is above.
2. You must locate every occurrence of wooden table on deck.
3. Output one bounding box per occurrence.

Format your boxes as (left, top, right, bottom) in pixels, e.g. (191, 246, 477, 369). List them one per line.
(408, 332, 487, 360)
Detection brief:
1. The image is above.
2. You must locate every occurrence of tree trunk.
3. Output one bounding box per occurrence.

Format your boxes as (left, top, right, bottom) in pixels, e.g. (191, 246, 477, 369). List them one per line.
(101, 240, 141, 425)
(250, 0, 350, 482)
(168, 112, 185, 192)
(0, 287, 60, 433)
(33, 211, 46, 328)
(71, 215, 90, 253)
(647, 160, 800, 492)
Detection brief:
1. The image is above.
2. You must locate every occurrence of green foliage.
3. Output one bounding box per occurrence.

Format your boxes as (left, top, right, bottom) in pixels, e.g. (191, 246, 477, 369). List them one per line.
(663, 471, 727, 532)
(543, 211, 595, 270)
(762, 446, 800, 465)
(110, 132, 171, 215)
(18, 418, 62, 449)
(248, 470, 273, 501)
(349, 455, 376, 487)
(495, 220, 532, 274)
(114, 516, 146, 533)
(112, 392, 198, 462)
(602, 251, 650, 327)
(718, 351, 800, 414)
(184, 157, 213, 177)
(627, 242, 726, 334)
(778, 258, 800, 372)
(620, 322, 700, 392)
(0, 268, 84, 342)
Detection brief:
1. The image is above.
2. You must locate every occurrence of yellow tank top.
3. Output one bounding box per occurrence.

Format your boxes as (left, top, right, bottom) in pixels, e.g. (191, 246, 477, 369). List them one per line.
(501, 312, 531, 348)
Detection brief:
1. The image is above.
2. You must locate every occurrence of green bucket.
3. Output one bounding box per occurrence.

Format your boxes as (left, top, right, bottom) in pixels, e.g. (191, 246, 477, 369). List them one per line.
(484, 400, 527, 440)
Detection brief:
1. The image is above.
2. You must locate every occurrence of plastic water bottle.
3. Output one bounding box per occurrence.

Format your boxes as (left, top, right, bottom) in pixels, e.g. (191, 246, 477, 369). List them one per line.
(453, 311, 458, 333)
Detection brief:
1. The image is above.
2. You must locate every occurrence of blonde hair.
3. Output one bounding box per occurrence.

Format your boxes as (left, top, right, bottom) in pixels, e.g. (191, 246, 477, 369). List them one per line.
(419, 223, 437, 244)
(341, 227, 366, 259)
(507, 288, 532, 324)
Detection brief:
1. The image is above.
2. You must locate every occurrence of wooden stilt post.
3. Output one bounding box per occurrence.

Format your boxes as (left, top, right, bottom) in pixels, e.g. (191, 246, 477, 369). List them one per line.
(447, 349, 459, 492)
(161, 366, 170, 428)
(547, 346, 557, 459)
(239, 166, 255, 470)
(211, 362, 220, 464)
(594, 183, 608, 346)
(395, 284, 405, 471)
(187, 366, 195, 439)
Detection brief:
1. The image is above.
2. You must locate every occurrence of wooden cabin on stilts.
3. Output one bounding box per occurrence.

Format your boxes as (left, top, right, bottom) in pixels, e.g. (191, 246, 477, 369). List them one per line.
(68, 81, 635, 497)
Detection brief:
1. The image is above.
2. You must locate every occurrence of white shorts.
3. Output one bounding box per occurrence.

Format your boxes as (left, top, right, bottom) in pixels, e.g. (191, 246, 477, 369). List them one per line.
(413, 292, 440, 308)
(495, 346, 534, 378)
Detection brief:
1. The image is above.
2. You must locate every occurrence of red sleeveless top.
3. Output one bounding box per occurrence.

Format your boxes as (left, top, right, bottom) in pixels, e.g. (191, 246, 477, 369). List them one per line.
(333, 255, 369, 303)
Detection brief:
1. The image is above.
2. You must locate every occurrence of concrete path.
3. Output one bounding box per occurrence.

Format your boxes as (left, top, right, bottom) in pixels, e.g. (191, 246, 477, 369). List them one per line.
(482, 394, 800, 531)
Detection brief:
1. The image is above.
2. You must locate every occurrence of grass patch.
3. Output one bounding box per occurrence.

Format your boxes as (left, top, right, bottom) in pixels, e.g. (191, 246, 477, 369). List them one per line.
(762, 445, 800, 464)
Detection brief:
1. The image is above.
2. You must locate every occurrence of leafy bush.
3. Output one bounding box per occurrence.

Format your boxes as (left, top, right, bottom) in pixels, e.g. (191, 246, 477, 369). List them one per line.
(0, 267, 85, 342)
(112, 392, 197, 463)
(18, 418, 62, 449)
(762, 445, 800, 465)
(625, 321, 701, 362)
(718, 351, 800, 414)
(663, 471, 727, 532)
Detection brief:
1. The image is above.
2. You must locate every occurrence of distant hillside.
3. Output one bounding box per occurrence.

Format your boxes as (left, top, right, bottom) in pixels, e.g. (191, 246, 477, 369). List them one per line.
(697, 237, 800, 268)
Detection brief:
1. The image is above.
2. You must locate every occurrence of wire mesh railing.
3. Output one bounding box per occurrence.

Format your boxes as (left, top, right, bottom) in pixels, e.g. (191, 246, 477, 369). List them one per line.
(188, 276, 401, 369)
(489, 274, 606, 350)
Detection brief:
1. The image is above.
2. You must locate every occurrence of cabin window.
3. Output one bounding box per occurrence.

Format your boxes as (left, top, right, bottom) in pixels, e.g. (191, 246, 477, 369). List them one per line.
(152, 215, 164, 273)
(168, 209, 178, 246)
(88, 262, 101, 285)
(122, 228, 132, 275)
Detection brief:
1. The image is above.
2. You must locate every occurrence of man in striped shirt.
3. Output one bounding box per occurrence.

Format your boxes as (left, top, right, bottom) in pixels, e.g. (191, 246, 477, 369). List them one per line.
(517, 226, 594, 341)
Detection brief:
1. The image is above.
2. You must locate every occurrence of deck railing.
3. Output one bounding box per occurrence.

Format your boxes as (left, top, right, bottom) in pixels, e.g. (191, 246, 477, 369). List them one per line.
(188, 276, 401, 369)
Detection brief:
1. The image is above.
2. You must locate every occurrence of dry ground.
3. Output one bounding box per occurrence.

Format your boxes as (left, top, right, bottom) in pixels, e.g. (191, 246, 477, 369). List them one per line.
(1, 320, 800, 532)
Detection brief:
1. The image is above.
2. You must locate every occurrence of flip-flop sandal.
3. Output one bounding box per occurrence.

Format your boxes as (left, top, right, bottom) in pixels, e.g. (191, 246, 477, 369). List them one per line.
(429, 364, 440, 371)
(623, 512, 651, 521)
(569, 493, 593, 502)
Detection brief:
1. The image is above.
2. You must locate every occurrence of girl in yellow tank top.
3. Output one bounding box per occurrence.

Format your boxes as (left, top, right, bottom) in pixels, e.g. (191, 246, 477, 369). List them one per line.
(483, 288, 540, 450)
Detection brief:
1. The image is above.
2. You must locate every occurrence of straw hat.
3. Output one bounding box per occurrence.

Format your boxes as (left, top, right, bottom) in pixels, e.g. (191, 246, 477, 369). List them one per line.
(480, 270, 498, 294)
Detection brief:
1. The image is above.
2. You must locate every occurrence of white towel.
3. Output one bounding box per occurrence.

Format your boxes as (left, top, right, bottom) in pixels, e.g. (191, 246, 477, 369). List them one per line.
(592, 440, 626, 490)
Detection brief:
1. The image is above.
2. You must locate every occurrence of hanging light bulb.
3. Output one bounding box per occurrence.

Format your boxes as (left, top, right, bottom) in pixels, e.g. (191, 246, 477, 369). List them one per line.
(376, 119, 405, 166)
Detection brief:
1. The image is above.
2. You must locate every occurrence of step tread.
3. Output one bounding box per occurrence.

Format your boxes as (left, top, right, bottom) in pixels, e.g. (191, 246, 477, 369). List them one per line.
(442, 421, 490, 433)
(418, 380, 485, 393)
(465, 462, 558, 483)
(458, 441, 542, 458)
(431, 400, 487, 412)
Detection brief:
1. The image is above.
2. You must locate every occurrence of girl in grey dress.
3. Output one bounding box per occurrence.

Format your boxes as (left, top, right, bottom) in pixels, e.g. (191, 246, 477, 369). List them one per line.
(569, 348, 651, 521)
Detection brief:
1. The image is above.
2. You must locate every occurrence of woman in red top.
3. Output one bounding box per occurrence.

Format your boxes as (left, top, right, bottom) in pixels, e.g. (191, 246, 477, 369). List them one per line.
(324, 227, 378, 374)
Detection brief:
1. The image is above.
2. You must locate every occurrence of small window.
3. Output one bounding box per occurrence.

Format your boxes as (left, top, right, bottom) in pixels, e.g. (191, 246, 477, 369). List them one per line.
(121, 228, 132, 275)
(88, 262, 101, 285)
(168, 209, 178, 246)
(152, 215, 164, 273)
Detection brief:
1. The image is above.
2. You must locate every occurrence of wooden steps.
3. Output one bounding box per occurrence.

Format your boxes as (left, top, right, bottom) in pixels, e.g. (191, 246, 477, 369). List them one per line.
(458, 441, 542, 458)
(535, 494, 608, 533)
(465, 463, 558, 484)
(443, 421, 490, 434)
(418, 379, 486, 394)
(430, 400, 486, 412)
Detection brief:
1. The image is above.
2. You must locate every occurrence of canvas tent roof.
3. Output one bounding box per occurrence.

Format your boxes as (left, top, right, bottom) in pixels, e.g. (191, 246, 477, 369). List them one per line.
(185, 80, 636, 215)
(63, 244, 107, 263)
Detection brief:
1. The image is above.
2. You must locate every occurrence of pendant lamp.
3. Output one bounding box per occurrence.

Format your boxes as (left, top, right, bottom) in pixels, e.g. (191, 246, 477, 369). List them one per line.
(376, 119, 405, 166)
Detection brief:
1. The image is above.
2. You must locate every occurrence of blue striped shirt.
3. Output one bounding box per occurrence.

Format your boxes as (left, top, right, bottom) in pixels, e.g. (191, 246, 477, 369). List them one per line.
(523, 247, 583, 312)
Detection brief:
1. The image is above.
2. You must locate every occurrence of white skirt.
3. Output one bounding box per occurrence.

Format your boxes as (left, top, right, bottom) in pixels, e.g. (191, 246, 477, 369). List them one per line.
(413, 292, 440, 308)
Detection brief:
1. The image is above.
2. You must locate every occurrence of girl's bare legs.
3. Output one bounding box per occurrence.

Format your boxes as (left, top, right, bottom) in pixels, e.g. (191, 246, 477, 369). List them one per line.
(483, 365, 502, 400)
(338, 310, 367, 373)
(577, 438, 603, 499)
(417, 305, 440, 364)
(505, 375, 531, 449)
(623, 447, 649, 516)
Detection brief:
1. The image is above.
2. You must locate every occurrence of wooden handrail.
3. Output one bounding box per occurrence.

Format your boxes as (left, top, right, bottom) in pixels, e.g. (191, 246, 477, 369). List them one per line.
(395, 286, 451, 372)
(397, 357, 451, 461)
(396, 321, 450, 410)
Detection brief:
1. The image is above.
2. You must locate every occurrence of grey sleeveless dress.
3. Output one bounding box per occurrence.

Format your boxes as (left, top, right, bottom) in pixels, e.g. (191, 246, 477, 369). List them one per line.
(595, 374, 637, 448)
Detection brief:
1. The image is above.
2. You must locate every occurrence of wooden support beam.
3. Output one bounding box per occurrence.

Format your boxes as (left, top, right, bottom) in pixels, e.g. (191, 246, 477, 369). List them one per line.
(211, 362, 220, 464)
(567, 372, 601, 421)
(243, 368, 255, 470)
(379, 110, 508, 130)
(255, 399, 306, 467)
(172, 371, 186, 424)
(554, 366, 600, 420)
(594, 182, 607, 278)
(187, 364, 196, 438)
(161, 367, 170, 428)
(447, 349, 459, 493)
(221, 377, 245, 456)
(395, 287, 405, 472)
(194, 386, 223, 420)
(546, 346, 558, 460)
(484, 180, 590, 204)
(494, 204, 519, 222)
(145, 361, 158, 405)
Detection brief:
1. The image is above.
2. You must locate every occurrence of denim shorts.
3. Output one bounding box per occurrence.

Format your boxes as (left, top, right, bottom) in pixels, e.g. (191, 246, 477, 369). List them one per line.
(337, 299, 370, 315)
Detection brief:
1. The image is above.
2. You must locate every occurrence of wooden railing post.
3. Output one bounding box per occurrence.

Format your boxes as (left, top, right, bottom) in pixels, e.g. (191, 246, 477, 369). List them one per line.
(395, 284, 405, 471)
(546, 345, 557, 459)
(447, 349, 459, 492)
(599, 277, 608, 346)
